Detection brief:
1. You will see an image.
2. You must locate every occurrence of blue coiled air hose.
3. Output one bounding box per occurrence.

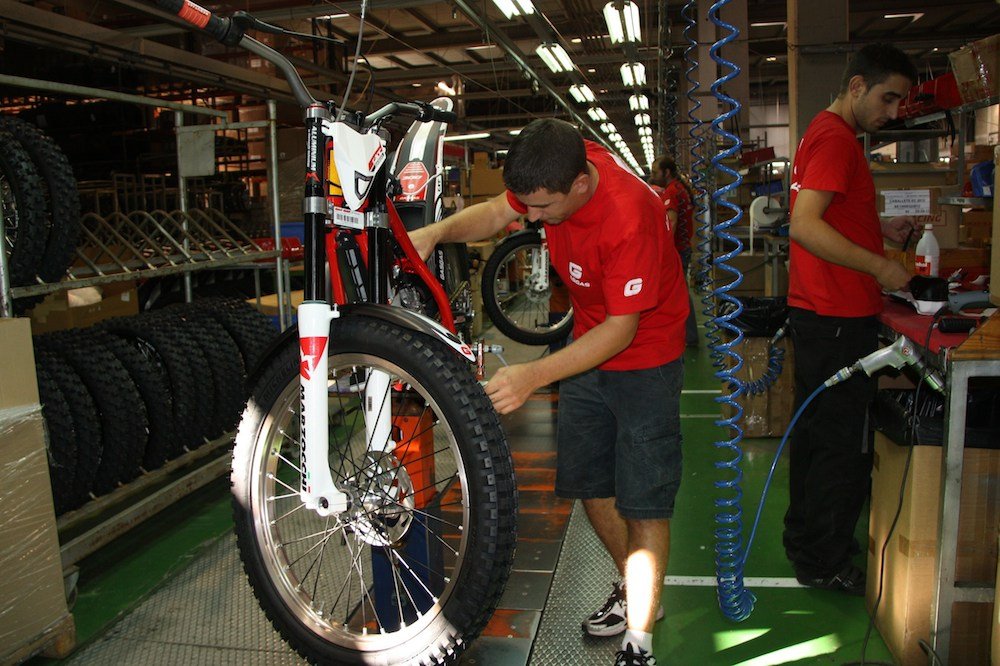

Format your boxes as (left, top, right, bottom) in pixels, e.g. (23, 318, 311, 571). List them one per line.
(706, 0, 756, 623)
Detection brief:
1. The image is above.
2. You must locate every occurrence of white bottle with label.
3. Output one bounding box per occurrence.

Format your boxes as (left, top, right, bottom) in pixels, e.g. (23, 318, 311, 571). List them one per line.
(914, 223, 939, 277)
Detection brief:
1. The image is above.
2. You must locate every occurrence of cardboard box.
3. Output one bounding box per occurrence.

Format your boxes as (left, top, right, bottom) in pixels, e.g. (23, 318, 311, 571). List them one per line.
(949, 34, 1000, 104)
(870, 163, 958, 189)
(994, 535, 1000, 666)
(470, 163, 506, 199)
(962, 209, 994, 247)
(724, 337, 795, 437)
(877, 186, 962, 248)
(27, 282, 138, 334)
(867, 432, 998, 666)
(0, 319, 75, 663)
(885, 246, 990, 278)
(715, 254, 768, 297)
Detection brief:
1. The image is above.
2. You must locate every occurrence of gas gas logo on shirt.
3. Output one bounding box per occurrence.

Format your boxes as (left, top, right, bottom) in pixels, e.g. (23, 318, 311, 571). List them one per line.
(624, 278, 643, 297)
(568, 262, 591, 287)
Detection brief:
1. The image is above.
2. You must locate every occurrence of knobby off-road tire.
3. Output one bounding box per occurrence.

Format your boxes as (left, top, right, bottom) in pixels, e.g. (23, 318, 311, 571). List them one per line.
(0, 127, 47, 291)
(34, 357, 78, 515)
(0, 115, 81, 284)
(481, 231, 573, 346)
(232, 316, 517, 665)
(32, 343, 102, 506)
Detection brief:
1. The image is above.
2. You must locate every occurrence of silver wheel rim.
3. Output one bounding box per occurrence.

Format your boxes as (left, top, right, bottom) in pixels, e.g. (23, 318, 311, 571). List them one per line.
(248, 352, 470, 653)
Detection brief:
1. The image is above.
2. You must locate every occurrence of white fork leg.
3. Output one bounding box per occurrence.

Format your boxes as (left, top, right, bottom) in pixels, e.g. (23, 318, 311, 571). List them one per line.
(364, 369, 395, 454)
(298, 301, 347, 516)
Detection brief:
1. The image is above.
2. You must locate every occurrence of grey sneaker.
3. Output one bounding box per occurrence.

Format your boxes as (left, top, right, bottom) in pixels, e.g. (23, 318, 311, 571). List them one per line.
(582, 582, 665, 637)
(615, 644, 657, 665)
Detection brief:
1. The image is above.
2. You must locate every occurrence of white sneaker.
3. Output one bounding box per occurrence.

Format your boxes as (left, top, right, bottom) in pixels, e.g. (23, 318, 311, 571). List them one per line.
(582, 582, 665, 637)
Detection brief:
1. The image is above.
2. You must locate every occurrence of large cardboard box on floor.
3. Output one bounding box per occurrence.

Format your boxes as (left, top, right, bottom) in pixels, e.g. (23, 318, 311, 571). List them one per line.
(867, 432, 998, 666)
(0, 319, 75, 663)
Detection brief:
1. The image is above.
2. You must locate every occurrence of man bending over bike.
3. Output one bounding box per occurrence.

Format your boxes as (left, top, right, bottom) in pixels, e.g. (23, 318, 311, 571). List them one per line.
(408, 118, 689, 666)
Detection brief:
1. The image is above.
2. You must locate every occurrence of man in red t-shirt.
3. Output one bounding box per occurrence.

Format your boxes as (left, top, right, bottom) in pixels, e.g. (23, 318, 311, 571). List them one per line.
(409, 119, 687, 666)
(784, 43, 917, 595)
(650, 155, 698, 346)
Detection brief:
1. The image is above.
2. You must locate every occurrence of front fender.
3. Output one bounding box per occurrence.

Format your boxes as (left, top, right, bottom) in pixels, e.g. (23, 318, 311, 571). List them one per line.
(248, 303, 475, 386)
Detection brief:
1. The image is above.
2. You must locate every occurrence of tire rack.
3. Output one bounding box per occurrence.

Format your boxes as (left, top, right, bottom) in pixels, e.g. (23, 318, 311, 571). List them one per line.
(0, 76, 290, 569)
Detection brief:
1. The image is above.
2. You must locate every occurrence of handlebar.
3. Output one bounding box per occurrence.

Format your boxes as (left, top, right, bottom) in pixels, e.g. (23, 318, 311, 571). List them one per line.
(156, 0, 235, 43)
(153, 0, 459, 125)
(365, 102, 457, 126)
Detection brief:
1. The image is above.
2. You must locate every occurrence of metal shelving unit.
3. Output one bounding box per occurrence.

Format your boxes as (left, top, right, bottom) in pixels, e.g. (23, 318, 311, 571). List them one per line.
(0, 77, 292, 583)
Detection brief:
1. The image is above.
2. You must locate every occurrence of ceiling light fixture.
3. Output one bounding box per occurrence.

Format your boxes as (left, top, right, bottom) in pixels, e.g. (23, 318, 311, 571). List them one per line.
(600, 122, 617, 134)
(491, 0, 536, 20)
(443, 132, 491, 141)
(609, 132, 622, 143)
(436, 81, 457, 96)
(750, 21, 785, 28)
(603, 1, 641, 44)
(634, 112, 650, 126)
(620, 62, 646, 86)
(884, 12, 924, 21)
(765, 56, 777, 62)
(638, 126, 652, 137)
(588, 107, 608, 122)
(569, 84, 596, 103)
(316, 13, 350, 19)
(628, 94, 649, 111)
(509, 129, 522, 135)
(535, 43, 575, 73)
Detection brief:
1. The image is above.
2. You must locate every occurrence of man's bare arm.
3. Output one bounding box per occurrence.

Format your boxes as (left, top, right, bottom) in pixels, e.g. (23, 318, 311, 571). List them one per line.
(408, 193, 521, 261)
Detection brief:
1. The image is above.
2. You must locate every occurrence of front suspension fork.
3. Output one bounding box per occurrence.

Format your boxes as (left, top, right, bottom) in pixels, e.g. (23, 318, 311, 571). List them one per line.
(298, 302, 396, 517)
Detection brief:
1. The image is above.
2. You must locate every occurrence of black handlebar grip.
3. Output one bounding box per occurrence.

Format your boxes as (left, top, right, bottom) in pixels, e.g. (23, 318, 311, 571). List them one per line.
(430, 109, 458, 124)
(155, 0, 232, 42)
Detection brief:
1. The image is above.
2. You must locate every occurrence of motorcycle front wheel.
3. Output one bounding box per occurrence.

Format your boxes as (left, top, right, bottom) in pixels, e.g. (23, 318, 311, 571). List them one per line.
(232, 315, 517, 665)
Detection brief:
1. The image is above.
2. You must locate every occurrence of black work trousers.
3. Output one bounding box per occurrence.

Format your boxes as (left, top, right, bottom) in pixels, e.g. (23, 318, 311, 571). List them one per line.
(783, 307, 879, 578)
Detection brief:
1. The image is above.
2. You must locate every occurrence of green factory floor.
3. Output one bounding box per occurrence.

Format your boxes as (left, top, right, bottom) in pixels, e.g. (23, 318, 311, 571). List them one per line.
(32, 311, 897, 666)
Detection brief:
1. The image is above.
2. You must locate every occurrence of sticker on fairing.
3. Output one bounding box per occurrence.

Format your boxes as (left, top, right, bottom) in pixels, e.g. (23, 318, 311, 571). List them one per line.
(396, 161, 430, 202)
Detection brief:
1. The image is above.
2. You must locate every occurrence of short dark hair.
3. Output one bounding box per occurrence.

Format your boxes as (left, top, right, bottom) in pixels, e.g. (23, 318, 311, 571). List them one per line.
(503, 119, 587, 194)
(652, 155, 677, 178)
(838, 43, 918, 95)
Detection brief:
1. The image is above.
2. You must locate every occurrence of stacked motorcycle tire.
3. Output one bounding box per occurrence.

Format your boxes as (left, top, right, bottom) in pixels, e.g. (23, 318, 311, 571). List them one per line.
(32, 298, 279, 515)
(0, 115, 81, 310)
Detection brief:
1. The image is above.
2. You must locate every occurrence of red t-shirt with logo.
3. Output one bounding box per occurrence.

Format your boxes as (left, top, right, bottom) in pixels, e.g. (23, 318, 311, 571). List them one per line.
(788, 110, 884, 317)
(506, 141, 688, 370)
(660, 179, 693, 254)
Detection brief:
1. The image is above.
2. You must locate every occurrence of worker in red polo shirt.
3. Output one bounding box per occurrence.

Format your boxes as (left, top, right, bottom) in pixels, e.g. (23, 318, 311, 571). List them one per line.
(649, 155, 698, 346)
(409, 118, 687, 666)
(785, 43, 917, 595)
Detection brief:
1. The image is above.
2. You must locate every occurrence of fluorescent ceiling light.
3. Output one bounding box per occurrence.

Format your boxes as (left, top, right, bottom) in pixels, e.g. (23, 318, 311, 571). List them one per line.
(436, 81, 457, 96)
(587, 68, 597, 73)
(536, 43, 575, 73)
(884, 12, 923, 21)
(466, 44, 501, 51)
(600, 122, 617, 134)
(571, 37, 582, 44)
(317, 13, 350, 19)
(509, 129, 522, 135)
(750, 21, 785, 28)
(609, 132, 622, 143)
(569, 84, 596, 103)
(443, 132, 490, 141)
(629, 94, 649, 111)
(412, 83, 422, 87)
(620, 62, 646, 86)
(491, 0, 536, 20)
(634, 112, 650, 126)
(603, 1, 641, 44)
(588, 107, 608, 122)
(638, 126, 652, 137)
(765, 56, 777, 62)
